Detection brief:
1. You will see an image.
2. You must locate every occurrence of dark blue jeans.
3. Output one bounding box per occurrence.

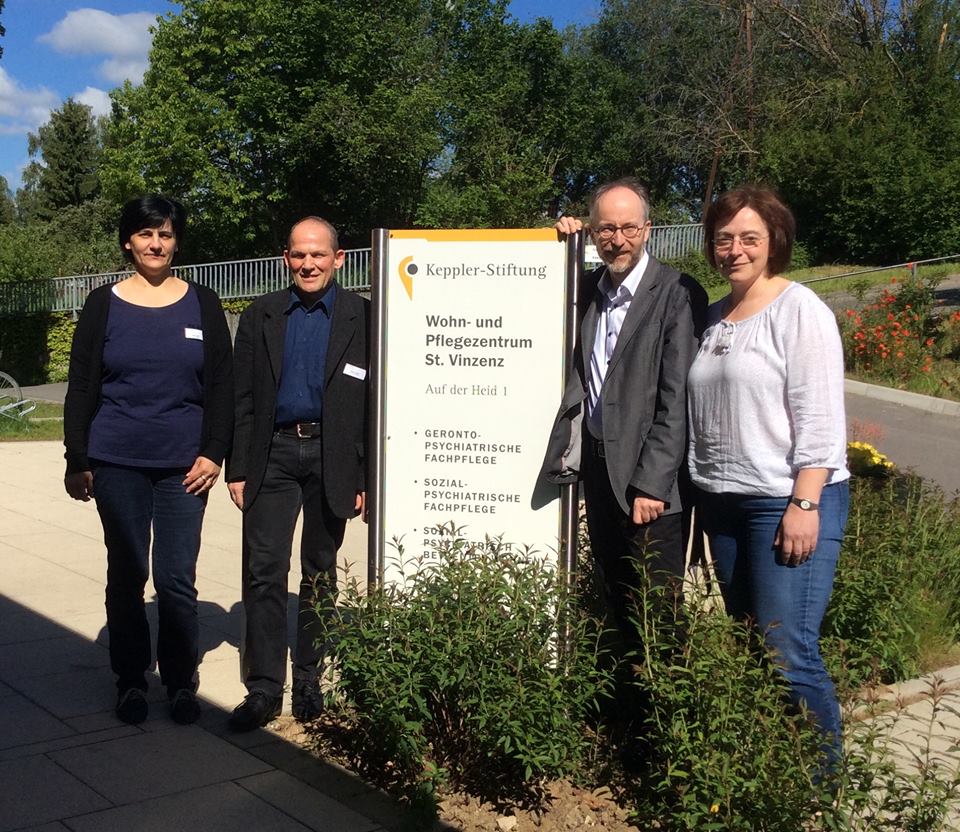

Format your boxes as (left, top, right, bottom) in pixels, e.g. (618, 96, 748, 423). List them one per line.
(699, 481, 850, 766)
(241, 433, 345, 698)
(92, 462, 206, 695)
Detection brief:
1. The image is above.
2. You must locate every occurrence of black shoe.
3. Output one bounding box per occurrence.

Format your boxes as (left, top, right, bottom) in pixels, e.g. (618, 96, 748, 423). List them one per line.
(116, 687, 148, 725)
(291, 679, 324, 723)
(170, 689, 201, 725)
(229, 690, 281, 732)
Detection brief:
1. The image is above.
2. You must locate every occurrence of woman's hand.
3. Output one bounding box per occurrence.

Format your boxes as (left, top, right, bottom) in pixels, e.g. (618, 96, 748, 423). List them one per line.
(777, 468, 828, 565)
(65, 471, 94, 501)
(775, 503, 820, 566)
(183, 456, 221, 495)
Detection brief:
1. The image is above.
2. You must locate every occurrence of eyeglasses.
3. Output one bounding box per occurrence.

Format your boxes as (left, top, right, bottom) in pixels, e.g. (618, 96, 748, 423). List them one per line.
(593, 223, 648, 241)
(713, 233, 768, 252)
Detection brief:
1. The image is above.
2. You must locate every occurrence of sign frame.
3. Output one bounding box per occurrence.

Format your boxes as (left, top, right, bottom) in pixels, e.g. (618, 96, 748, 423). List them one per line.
(367, 228, 583, 589)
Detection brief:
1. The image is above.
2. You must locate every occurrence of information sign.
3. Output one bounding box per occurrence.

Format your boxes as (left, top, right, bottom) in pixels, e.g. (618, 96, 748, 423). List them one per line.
(369, 229, 573, 584)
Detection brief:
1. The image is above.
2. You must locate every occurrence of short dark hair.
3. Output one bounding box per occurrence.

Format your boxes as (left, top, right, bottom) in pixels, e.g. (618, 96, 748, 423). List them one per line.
(118, 195, 187, 261)
(588, 177, 652, 226)
(704, 185, 795, 274)
(287, 216, 340, 252)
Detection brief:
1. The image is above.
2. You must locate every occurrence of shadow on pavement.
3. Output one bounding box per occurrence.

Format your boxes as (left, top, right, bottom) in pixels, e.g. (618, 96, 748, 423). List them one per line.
(0, 591, 437, 832)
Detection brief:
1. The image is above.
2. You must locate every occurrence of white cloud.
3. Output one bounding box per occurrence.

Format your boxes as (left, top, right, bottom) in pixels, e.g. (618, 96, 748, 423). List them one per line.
(99, 57, 150, 86)
(38, 9, 157, 86)
(75, 86, 113, 118)
(0, 67, 58, 136)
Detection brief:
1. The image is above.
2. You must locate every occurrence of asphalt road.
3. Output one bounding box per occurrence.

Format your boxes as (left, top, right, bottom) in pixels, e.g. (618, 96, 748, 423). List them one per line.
(845, 391, 960, 496)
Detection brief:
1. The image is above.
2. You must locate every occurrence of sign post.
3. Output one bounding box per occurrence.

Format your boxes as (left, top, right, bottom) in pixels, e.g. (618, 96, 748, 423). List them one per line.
(368, 229, 579, 586)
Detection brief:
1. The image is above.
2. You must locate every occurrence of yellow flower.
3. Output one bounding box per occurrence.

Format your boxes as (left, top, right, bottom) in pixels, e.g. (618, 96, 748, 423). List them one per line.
(710, 803, 720, 814)
(847, 441, 895, 478)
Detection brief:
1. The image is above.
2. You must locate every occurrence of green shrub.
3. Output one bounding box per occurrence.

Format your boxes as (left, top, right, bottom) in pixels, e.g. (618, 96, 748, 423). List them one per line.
(318, 531, 613, 806)
(823, 474, 960, 692)
(834, 681, 960, 831)
(0, 313, 50, 384)
(619, 555, 960, 830)
(45, 314, 75, 383)
(623, 572, 831, 830)
(788, 240, 812, 272)
(664, 251, 726, 290)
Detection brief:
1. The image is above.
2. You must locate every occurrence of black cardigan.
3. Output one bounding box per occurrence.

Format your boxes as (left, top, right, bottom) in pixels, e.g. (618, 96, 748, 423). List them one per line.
(63, 282, 234, 475)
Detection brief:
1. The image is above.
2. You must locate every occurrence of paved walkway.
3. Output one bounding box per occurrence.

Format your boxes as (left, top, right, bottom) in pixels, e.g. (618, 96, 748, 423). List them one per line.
(3, 430, 960, 829)
(0, 441, 391, 832)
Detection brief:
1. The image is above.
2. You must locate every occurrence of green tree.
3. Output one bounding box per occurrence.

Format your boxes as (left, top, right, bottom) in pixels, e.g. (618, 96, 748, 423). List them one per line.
(0, 199, 119, 283)
(102, 0, 449, 257)
(756, 0, 960, 262)
(17, 98, 101, 222)
(416, 4, 577, 227)
(0, 176, 15, 225)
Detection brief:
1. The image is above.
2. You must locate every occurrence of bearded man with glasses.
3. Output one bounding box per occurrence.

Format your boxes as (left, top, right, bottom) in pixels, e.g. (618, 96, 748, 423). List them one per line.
(542, 177, 707, 650)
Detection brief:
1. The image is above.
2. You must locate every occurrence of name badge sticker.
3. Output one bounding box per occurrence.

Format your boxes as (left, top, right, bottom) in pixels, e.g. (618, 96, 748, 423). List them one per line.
(343, 363, 367, 380)
(184, 328, 204, 341)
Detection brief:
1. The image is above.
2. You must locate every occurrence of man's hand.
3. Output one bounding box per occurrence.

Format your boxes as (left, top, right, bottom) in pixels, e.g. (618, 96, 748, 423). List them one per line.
(554, 216, 584, 237)
(775, 503, 820, 566)
(228, 481, 246, 510)
(632, 495, 665, 526)
(355, 491, 367, 523)
(65, 471, 94, 501)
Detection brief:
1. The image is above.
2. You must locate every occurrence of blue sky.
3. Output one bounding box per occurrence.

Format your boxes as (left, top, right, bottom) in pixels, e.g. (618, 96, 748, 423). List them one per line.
(0, 1, 600, 193)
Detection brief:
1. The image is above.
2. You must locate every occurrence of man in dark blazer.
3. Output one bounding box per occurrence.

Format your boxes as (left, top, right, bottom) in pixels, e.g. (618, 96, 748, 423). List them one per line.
(226, 217, 368, 731)
(542, 178, 707, 641)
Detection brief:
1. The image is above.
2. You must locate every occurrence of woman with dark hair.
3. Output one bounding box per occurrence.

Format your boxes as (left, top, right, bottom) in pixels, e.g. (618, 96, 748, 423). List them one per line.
(64, 195, 233, 725)
(686, 185, 849, 767)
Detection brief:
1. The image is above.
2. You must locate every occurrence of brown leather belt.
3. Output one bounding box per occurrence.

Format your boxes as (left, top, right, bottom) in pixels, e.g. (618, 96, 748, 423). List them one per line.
(275, 421, 322, 438)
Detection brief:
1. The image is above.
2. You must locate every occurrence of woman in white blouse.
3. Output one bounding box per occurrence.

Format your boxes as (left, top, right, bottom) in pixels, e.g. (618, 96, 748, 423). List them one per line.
(687, 185, 850, 767)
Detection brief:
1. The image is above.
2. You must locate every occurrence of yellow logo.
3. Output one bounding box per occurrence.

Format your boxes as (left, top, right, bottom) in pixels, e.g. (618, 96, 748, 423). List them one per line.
(398, 256, 417, 300)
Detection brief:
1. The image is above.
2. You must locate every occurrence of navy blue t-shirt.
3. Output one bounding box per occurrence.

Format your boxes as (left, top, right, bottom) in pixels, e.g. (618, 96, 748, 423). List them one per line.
(88, 286, 204, 468)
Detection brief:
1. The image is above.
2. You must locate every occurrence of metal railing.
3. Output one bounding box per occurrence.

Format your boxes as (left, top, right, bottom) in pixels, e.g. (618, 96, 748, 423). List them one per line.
(0, 249, 372, 316)
(0, 224, 708, 316)
(798, 253, 960, 286)
(583, 222, 706, 269)
(648, 223, 705, 261)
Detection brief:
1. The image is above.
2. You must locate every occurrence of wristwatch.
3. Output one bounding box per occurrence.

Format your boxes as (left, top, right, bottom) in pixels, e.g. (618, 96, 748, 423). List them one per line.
(789, 496, 819, 511)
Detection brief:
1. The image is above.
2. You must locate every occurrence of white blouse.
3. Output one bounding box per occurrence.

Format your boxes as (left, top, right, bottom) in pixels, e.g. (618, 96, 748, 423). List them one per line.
(687, 282, 850, 496)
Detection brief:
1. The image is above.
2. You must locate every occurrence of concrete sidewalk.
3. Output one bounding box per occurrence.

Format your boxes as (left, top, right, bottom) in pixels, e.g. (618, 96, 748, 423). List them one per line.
(0, 441, 393, 832)
(3, 440, 960, 829)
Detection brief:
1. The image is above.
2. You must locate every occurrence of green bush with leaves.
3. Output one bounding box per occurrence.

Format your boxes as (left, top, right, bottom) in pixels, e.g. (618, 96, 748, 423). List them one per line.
(664, 251, 725, 290)
(318, 532, 612, 805)
(823, 474, 960, 692)
(618, 557, 960, 830)
(618, 570, 830, 830)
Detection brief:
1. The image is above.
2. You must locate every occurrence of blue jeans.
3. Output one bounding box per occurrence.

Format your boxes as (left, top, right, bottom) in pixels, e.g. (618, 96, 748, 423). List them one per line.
(241, 433, 345, 698)
(699, 481, 850, 765)
(92, 462, 206, 695)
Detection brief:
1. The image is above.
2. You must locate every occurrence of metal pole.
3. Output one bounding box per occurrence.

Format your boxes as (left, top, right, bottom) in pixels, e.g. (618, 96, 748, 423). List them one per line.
(559, 231, 583, 589)
(367, 229, 390, 591)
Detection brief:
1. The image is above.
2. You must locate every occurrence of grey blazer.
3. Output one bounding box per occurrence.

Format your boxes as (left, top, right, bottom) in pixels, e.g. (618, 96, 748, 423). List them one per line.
(540, 256, 707, 515)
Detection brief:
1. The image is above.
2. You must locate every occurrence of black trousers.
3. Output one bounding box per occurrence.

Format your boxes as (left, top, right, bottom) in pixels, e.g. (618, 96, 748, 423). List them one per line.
(582, 438, 687, 646)
(241, 433, 346, 698)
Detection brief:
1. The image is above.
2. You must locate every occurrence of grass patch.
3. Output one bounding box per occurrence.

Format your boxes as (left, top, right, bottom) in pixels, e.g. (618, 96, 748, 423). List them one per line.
(0, 400, 64, 441)
(703, 261, 960, 304)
